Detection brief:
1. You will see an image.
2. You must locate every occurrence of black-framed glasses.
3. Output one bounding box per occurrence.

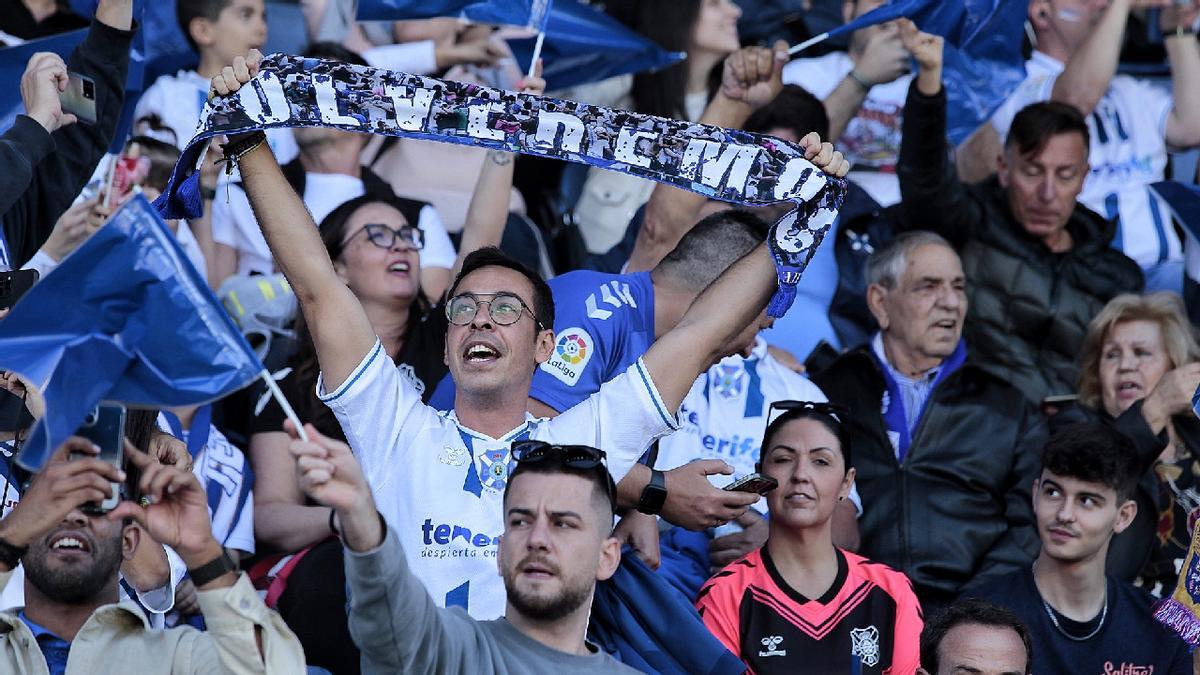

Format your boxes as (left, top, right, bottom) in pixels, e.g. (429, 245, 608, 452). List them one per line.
(342, 223, 424, 251)
(510, 440, 616, 510)
(446, 292, 544, 329)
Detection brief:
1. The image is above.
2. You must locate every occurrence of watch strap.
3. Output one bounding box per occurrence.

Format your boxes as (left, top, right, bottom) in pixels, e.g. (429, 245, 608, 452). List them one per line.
(186, 548, 236, 587)
(636, 469, 667, 515)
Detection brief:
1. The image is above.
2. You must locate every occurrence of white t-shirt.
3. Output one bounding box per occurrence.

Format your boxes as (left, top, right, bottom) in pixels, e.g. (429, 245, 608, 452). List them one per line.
(783, 51, 911, 207)
(211, 175, 456, 277)
(990, 51, 1181, 270)
(133, 69, 298, 162)
(661, 337, 860, 514)
(319, 340, 680, 619)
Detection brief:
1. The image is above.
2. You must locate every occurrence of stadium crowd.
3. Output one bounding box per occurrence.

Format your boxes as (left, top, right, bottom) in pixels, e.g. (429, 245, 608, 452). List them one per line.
(2, 0, 1200, 673)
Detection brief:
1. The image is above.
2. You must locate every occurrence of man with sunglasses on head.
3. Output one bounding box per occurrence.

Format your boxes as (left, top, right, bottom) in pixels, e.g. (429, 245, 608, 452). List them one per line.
(812, 231, 1046, 610)
(290, 424, 636, 673)
(211, 51, 851, 621)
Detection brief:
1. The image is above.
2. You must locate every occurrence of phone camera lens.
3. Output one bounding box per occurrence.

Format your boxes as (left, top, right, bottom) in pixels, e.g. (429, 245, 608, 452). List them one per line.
(82, 80, 95, 99)
(83, 408, 98, 426)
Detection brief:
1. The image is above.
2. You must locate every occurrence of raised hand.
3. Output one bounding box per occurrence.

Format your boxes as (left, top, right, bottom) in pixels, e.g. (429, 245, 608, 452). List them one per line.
(20, 52, 76, 133)
(897, 18, 944, 96)
(798, 131, 850, 178)
(286, 421, 382, 552)
(109, 441, 218, 568)
(42, 197, 109, 262)
(720, 41, 789, 111)
(209, 49, 263, 98)
(0, 439, 124, 557)
(852, 23, 911, 87)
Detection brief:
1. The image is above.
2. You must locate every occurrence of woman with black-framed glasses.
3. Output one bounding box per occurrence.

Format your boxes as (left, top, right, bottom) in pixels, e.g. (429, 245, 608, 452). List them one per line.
(696, 402, 923, 673)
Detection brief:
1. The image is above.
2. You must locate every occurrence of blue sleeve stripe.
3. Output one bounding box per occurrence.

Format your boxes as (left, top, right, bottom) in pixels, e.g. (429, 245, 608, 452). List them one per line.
(635, 359, 679, 431)
(319, 341, 384, 403)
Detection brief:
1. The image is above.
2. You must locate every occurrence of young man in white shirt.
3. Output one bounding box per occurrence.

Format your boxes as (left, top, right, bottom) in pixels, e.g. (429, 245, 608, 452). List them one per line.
(213, 50, 849, 619)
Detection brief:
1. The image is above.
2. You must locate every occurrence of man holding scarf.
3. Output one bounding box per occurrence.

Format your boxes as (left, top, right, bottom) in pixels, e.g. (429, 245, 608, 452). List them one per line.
(813, 232, 1046, 609)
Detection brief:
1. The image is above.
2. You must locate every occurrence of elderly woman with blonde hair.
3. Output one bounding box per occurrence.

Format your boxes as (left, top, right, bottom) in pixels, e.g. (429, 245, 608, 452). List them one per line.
(1069, 292, 1200, 592)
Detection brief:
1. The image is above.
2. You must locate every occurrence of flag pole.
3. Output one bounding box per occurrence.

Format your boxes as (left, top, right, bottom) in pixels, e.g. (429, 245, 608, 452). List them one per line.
(259, 369, 308, 442)
(787, 31, 830, 56)
(527, 31, 545, 78)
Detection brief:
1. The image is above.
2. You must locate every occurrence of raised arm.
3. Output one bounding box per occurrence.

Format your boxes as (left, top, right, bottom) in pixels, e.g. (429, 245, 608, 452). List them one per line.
(641, 135, 848, 412)
(449, 64, 545, 286)
(289, 423, 469, 673)
(211, 52, 375, 390)
(822, 23, 910, 143)
(1163, 4, 1200, 147)
(627, 42, 787, 273)
(2, 0, 133, 267)
(1045, 0, 1133, 116)
(895, 21, 983, 247)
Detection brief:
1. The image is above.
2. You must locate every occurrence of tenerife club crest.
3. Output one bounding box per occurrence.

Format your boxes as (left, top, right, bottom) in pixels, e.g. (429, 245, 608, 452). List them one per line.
(712, 363, 746, 398)
(477, 449, 513, 492)
(850, 625, 880, 668)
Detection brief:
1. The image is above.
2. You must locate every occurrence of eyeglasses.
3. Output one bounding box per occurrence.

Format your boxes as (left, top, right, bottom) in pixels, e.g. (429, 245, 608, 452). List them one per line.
(446, 292, 544, 329)
(342, 223, 424, 251)
(767, 400, 848, 426)
(510, 440, 617, 511)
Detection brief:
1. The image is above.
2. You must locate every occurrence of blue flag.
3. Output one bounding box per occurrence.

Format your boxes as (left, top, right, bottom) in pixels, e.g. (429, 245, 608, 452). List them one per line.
(810, 0, 1027, 145)
(0, 195, 263, 471)
(357, 0, 552, 30)
(508, 0, 685, 90)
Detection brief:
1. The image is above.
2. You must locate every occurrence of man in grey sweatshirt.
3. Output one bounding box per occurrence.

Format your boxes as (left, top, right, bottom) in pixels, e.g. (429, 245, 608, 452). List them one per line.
(289, 422, 642, 674)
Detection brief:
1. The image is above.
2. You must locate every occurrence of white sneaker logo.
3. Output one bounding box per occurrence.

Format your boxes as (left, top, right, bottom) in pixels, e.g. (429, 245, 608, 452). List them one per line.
(758, 635, 786, 657)
(850, 625, 880, 667)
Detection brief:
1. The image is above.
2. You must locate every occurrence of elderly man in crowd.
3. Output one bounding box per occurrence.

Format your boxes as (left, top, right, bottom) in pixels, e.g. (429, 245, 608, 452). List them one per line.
(814, 232, 1044, 607)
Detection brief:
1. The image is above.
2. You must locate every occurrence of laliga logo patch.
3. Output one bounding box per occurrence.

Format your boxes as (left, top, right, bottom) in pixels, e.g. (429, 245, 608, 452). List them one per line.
(540, 327, 594, 386)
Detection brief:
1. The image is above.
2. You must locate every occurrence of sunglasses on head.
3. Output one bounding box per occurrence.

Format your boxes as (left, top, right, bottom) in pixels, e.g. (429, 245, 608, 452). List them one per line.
(768, 400, 848, 425)
(510, 440, 616, 510)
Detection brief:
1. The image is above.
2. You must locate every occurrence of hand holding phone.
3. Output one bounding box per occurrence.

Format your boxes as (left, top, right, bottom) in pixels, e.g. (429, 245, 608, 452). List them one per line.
(73, 403, 127, 513)
(20, 53, 78, 132)
(58, 71, 96, 126)
(724, 473, 779, 495)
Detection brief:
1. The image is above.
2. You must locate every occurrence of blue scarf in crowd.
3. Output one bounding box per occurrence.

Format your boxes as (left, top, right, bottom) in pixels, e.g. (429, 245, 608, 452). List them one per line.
(154, 53, 845, 317)
(871, 340, 967, 460)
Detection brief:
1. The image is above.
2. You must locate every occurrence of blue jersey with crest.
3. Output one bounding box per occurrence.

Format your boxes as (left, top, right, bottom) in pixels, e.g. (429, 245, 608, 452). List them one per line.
(531, 270, 656, 413)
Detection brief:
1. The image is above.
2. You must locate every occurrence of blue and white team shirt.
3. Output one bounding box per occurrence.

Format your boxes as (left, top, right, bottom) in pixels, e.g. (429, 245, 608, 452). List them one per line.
(156, 413, 256, 556)
(991, 51, 1181, 272)
(531, 269, 656, 413)
(319, 339, 680, 619)
(658, 337, 860, 514)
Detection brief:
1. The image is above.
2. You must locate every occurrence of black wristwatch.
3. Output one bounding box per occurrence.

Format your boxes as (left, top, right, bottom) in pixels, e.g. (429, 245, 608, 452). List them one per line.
(187, 548, 237, 587)
(636, 469, 668, 515)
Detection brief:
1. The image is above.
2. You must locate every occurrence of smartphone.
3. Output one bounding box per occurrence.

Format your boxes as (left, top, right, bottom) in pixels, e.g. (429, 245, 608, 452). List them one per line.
(0, 269, 38, 310)
(804, 340, 840, 377)
(724, 473, 779, 495)
(59, 72, 97, 125)
(73, 402, 126, 513)
(1040, 393, 1079, 416)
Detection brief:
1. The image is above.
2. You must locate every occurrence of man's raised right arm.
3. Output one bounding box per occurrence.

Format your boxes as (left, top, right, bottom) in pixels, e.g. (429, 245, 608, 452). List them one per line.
(215, 52, 376, 390)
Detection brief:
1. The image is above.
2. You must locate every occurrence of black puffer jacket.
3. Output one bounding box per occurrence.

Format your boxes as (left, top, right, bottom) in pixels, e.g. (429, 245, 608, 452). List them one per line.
(897, 83, 1144, 406)
(813, 348, 1046, 604)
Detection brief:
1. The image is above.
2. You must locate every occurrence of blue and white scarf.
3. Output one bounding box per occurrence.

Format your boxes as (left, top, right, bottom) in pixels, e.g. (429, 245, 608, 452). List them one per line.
(154, 53, 846, 317)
